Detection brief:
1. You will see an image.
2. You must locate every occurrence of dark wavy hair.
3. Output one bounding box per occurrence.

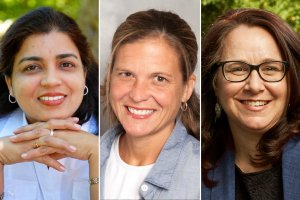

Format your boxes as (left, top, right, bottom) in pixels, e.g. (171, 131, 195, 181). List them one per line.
(101, 9, 199, 139)
(0, 7, 98, 128)
(202, 8, 300, 187)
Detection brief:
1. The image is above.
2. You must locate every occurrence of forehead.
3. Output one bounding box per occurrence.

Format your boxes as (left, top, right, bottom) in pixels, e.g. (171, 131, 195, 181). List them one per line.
(114, 37, 180, 68)
(15, 31, 79, 59)
(221, 25, 282, 62)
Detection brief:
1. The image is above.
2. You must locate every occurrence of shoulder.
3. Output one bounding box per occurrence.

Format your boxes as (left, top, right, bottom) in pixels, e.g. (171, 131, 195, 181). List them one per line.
(283, 136, 300, 154)
(0, 109, 21, 131)
(164, 122, 200, 197)
(100, 124, 123, 165)
(85, 114, 98, 134)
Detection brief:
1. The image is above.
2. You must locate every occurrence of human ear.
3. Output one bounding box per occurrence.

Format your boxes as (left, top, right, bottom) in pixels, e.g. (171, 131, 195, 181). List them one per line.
(181, 74, 196, 102)
(4, 76, 14, 96)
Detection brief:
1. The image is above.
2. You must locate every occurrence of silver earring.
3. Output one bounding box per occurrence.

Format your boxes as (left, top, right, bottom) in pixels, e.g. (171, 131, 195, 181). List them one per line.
(181, 102, 188, 111)
(215, 102, 222, 120)
(83, 85, 89, 96)
(9, 94, 16, 103)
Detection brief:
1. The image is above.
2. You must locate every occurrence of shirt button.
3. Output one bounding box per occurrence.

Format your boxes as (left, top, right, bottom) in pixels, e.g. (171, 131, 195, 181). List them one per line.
(141, 184, 148, 192)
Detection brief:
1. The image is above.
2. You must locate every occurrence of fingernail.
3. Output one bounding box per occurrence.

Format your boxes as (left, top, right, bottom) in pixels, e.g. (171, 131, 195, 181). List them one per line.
(72, 117, 79, 122)
(69, 145, 77, 152)
(13, 129, 20, 133)
(10, 135, 17, 140)
(21, 153, 28, 158)
(60, 166, 65, 171)
(74, 124, 81, 129)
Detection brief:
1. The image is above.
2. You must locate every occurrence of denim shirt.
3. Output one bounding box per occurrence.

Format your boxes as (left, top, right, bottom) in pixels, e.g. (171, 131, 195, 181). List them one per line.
(202, 136, 300, 200)
(0, 108, 98, 200)
(100, 120, 200, 199)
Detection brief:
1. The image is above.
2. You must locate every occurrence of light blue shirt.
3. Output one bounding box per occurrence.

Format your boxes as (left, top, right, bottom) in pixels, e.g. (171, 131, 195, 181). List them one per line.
(101, 120, 200, 199)
(0, 108, 98, 200)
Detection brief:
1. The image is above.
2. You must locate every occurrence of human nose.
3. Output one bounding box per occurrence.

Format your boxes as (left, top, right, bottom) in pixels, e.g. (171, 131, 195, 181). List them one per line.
(128, 79, 150, 102)
(244, 70, 265, 93)
(40, 68, 62, 87)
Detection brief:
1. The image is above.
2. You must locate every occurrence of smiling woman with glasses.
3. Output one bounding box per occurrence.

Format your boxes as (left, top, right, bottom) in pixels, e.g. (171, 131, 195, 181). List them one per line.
(202, 8, 300, 200)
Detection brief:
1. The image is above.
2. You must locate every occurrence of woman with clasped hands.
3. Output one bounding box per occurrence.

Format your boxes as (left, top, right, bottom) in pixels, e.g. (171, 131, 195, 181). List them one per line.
(101, 9, 200, 199)
(0, 7, 99, 200)
(202, 8, 300, 199)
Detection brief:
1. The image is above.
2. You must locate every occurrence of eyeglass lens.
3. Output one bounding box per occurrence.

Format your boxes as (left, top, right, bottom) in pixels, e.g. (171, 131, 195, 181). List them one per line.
(222, 61, 286, 82)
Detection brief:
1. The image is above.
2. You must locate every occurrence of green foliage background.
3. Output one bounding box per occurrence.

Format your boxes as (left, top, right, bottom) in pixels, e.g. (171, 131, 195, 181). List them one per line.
(0, 0, 98, 58)
(202, 0, 300, 37)
(0, 0, 79, 20)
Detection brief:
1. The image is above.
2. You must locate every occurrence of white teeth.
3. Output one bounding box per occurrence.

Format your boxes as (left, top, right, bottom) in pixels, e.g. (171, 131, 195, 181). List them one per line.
(243, 100, 268, 107)
(128, 107, 154, 115)
(39, 96, 64, 101)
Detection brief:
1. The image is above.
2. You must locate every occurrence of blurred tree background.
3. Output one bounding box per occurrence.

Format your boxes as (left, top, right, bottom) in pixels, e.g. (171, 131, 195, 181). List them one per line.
(0, 0, 98, 59)
(202, 0, 300, 37)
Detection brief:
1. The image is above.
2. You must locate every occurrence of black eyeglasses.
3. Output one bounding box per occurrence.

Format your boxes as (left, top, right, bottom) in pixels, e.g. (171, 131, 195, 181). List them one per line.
(216, 61, 289, 82)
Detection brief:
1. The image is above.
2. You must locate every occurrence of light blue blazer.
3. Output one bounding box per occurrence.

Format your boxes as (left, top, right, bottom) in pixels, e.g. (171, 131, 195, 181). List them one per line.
(101, 120, 200, 199)
(202, 137, 300, 200)
(0, 108, 98, 200)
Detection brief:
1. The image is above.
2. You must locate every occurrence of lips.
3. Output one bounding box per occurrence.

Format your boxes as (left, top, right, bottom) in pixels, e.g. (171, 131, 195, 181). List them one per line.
(39, 96, 64, 101)
(38, 93, 66, 106)
(240, 100, 270, 107)
(126, 106, 155, 119)
(128, 106, 154, 115)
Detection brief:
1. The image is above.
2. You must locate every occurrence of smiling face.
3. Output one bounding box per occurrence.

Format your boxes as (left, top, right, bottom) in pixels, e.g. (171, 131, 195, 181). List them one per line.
(5, 31, 86, 123)
(109, 37, 194, 138)
(214, 25, 288, 135)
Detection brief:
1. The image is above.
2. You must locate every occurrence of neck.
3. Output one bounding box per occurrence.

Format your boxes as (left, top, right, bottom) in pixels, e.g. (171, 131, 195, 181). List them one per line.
(118, 125, 174, 166)
(230, 124, 271, 173)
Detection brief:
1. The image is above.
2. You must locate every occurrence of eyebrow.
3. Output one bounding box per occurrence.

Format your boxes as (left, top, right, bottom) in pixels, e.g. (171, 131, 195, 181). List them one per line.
(18, 56, 41, 64)
(18, 53, 78, 64)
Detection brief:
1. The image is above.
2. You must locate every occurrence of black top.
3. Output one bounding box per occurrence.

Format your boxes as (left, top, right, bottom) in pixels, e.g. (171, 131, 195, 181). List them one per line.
(235, 164, 283, 200)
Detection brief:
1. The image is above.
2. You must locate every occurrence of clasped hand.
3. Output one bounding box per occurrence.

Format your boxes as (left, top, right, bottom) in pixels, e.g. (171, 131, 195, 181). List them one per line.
(0, 118, 98, 171)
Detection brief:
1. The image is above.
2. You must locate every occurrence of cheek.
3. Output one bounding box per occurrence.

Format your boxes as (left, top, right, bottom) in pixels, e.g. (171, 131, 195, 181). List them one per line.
(153, 85, 183, 110)
(12, 76, 38, 97)
(109, 78, 130, 105)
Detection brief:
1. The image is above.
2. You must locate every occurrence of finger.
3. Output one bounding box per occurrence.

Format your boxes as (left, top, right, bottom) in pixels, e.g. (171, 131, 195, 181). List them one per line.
(21, 146, 66, 158)
(13, 117, 80, 134)
(33, 156, 65, 172)
(50, 153, 66, 160)
(10, 128, 51, 142)
(13, 122, 45, 134)
(39, 136, 77, 153)
(22, 136, 76, 154)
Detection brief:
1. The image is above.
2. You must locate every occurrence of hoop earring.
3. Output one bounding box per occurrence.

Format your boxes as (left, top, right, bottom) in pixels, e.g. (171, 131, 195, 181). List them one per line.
(215, 102, 222, 120)
(84, 85, 89, 96)
(9, 94, 17, 103)
(181, 102, 188, 111)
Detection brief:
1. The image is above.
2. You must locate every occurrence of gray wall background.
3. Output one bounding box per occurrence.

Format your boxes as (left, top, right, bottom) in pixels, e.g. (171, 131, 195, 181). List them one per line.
(100, 0, 200, 134)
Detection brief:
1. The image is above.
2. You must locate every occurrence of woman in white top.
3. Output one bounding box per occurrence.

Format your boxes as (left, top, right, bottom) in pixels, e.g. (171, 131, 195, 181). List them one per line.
(101, 9, 200, 199)
(0, 7, 99, 200)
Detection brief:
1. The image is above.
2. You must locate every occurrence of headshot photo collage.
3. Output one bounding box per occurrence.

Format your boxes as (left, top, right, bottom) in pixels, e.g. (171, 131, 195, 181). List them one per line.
(0, 0, 300, 200)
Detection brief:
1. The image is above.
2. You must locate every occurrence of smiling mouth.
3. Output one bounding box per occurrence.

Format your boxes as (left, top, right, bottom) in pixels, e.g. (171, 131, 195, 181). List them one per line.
(127, 106, 154, 116)
(39, 96, 65, 101)
(240, 100, 270, 107)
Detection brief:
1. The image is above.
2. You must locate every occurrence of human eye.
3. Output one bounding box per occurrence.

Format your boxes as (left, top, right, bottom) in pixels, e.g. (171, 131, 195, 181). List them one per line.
(23, 64, 41, 72)
(120, 71, 132, 77)
(153, 75, 168, 85)
(154, 75, 167, 82)
(261, 62, 283, 75)
(224, 62, 248, 75)
(117, 71, 134, 80)
(59, 61, 75, 69)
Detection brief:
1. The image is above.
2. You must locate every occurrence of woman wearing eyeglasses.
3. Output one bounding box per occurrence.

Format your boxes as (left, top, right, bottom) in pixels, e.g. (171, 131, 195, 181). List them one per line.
(202, 8, 300, 200)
